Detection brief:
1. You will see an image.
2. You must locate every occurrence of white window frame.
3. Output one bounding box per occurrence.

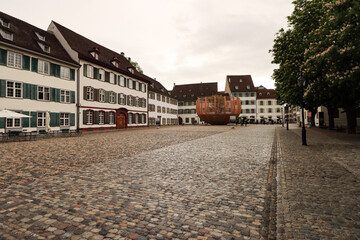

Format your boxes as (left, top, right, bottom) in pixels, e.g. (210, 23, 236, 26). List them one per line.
(60, 113, 70, 126)
(128, 96, 133, 106)
(109, 112, 115, 124)
(99, 111, 105, 124)
(7, 51, 22, 69)
(120, 94, 125, 105)
(91, 51, 99, 60)
(35, 32, 45, 41)
(0, 18, 10, 28)
(38, 60, 50, 75)
(86, 110, 93, 125)
(6, 81, 22, 98)
(86, 87, 94, 101)
(37, 112, 46, 127)
(60, 90, 71, 103)
(120, 76, 125, 86)
(110, 92, 115, 103)
(38, 86, 50, 101)
(60, 66, 70, 80)
(99, 69, 105, 81)
(86, 65, 94, 78)
(38, 42, 50, 53)
(99, 89, 105, 102)
(110, 73, 115, 84)
(128, 79, 133, 89)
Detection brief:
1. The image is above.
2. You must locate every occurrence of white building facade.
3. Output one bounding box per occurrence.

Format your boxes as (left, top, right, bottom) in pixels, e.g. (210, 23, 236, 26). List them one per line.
(256, 88, 283, 123)
(0, 12, 79, 134)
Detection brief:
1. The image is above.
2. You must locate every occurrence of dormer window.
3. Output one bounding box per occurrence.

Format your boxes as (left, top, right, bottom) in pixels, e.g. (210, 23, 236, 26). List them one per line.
(35, 32, 45, 41)
(0, 18, 10, 28)
(239, 79, 243, 83)
(246, 85, 250, 90)
(128, 67, 134, 74)
(0, 29, 13, 41)
(259, 93, 262, 96)
(38, 42, 50, 53)
(267, 92, 270, 96)
(235, 86, 239, 90)
(161, 88, 164, 92)
(151, 83, 154, 88)
(90, 47, 100, 60)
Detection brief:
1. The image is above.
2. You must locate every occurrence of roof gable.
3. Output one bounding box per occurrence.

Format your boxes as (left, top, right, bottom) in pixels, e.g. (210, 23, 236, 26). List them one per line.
(171, 82, 218, 101)
(227, 75, 256, 92)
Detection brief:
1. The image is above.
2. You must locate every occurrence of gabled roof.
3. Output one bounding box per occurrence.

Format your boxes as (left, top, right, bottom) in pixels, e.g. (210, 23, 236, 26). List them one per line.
(227, 75, 256, 92)
(0, 12, 77, 66)
(171, 82, 218, 101)
(141, 75, 174, 99)
(257, 89, 276, 99)
(51, 21, 151, 83)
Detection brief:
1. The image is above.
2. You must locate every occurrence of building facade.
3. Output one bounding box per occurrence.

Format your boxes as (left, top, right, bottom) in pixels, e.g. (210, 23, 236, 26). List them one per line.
(48, 21, 150, 130)
(147, 78, 178, 126)
(256, 87, 283, 123)
(172, 82, 218, 124)
(0, 12, 79, 134)
(225, 75, 257, 122)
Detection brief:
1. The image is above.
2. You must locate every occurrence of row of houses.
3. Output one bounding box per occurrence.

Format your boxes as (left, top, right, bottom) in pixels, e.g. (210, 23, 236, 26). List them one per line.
(0, 12, 284, 134)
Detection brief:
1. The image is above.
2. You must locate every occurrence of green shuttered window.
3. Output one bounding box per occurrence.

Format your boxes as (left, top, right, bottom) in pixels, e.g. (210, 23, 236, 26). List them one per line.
(0, 118, 5, 128)
(0, 48, 7, 65)
(30, 112, 37, 127)
(70, 113, 75, 126)
(22, 111, 30, 127)
(0, 79, 6, 97)
(23, 55, 30, 70)
(31, 57, 38, 72)
(70, 69, 75, 81)
(70, 91, 75, 103)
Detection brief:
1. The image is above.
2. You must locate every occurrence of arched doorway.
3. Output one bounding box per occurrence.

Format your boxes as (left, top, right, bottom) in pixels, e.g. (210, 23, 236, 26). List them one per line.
(178, 117, 183, 125)
(116, 108, 128, 129)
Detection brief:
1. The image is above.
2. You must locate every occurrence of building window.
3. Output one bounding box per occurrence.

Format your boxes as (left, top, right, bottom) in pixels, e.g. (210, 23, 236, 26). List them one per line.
(60, 90, 71, 103)
(0, 18, 10, 28)
(162, 107, 165, 113)
(260, 101, 264, 106)
(260, 108, 264, 113)
(119, 94, 126, 105)
(133, 80, 137, 90)
(38, 42, 50, 53)
(268, 108, 272, 113)
(0, 29, 13, 41)
(235, 86, 239, 90)
(87, 65, 94, 78)
(38, 60, 50, 75)
(60, 113, 70, 126)
(110, 92, 115, 103)
(7, 51, 22, 69)
(251, 109, 255, 113)
(113, 61, 119, 68)
(128, 113, 132, 124)
(277, 108, 281, 113)
(119, 76, 125, 86)
(99, 69, 105, 81)
(86, 87, 94, 100)
(268, 101, 272, 105)
(246, 85, 250, 89)
(37, 112, 46, 127)
(246, 109, 250, 113)
(162, 96, 166, 102)
(6, 81, 22, 98)
(128, 96, 134, 106)
(60, 67, 70, 79)
(38, 86, 50, 101)
(157, 94, 161, 101)
(99, 90, 105, 102)
(99, 111, 105, 124)
(109, 112, 115, 124)
(91, 51, 99, 60)
(157, 106, 161, 113)
(251, 93, 255, 97)
(6, 117, 21, 128)
(110, 73, 115, 84)
(86, 110, 93, 124)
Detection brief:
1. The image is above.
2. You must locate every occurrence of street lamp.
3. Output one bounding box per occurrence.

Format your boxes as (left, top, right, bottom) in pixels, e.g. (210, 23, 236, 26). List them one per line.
(285, 104, 289, 130)
(297, 74, 307, 146)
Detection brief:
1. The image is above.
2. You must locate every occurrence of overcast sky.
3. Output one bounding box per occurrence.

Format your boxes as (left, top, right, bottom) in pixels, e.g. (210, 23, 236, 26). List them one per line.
(2, 0, 293, 91)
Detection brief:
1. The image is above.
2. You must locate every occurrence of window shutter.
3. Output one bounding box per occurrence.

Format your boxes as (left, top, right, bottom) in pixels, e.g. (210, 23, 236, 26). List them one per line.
(83, 64, 87, 77)
(0, 79, 6, 97)
(70, 69, 75, 80)
(50, 63, 56, 76)
(31, 57, 38, 72)
(105, 112, 110, 124)
(124, 77, 127, 87)
(55, 65, 61, 78)
(30, 84, 37, 100)
(114, 74, 117, 85)
(83, 110, 87, 124)
(94, 89, 99, 101)
(118, 76, 121, 86)
(30, 112, 37, 127)
(105, 71, 110, 82)
(56, 89, 60, 102)
(23, 55, 30, 70)
(70, 113, 75, 126)
(22, 111, 30, 127)
(94, 67, 99, 80)
(50, 112, 57, 127)
(71, 91, 75, 103)
(83, 86, 87, 100)
(94, 111, 99, 124)
(126, 78, 130, 88)
(105, 91, 110, 103)
(50, 88, 56, 102)
(23, 83, 31, 99)
(114, 93, 117, 104)
(0, 118, 5, 128)
(118, 93, 121, 104)
(0, 48, 7, 65)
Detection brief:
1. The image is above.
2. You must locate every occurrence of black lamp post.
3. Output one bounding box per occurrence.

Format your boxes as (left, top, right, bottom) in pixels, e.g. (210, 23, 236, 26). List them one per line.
(285, 104, 289, 130)
(297, 74, 307, 146)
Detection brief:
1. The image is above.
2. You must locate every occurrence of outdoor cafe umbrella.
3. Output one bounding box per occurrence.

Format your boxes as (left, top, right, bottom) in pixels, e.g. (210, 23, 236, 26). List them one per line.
(0, 109, 31, 133)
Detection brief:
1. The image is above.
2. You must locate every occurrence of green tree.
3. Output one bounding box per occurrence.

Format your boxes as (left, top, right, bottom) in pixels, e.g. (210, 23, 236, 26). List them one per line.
(130, 61, 143, 74)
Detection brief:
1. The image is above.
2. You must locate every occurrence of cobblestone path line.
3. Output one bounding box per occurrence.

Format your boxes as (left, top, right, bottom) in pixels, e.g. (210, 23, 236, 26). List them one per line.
(276, 126, 360, 240)
(0, 125, 276, 240)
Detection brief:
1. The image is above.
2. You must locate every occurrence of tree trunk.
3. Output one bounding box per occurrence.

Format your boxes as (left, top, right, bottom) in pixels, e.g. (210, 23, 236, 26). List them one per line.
(345, 106, 357, 134)
(327, 107, 335, 129)
(310, 109, 317, 127)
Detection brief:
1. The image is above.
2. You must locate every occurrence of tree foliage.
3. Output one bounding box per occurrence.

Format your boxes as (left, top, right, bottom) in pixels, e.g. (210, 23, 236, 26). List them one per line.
(130, 61, 143, 74)
(271, 0, 360, 133)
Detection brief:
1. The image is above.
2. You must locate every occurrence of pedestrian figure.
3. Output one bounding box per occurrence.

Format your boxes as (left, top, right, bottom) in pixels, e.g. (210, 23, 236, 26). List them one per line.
(245, 120, 247, 127)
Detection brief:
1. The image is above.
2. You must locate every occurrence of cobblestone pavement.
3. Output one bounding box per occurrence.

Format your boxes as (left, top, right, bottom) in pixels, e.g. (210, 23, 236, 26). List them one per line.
(276, 125, 360, 240)
(0, 126, 229, 189)
(0, 125, 276, 239)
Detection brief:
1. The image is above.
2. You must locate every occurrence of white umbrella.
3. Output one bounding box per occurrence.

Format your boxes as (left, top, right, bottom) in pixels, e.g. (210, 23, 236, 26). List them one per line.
(0, 109, 31, 134)
(45, 112, 51, 132)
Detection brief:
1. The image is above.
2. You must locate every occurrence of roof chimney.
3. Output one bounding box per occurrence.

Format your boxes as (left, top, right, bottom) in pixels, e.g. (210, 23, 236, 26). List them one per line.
(121, 52, 125, 56)
(128, 57, 131, 62)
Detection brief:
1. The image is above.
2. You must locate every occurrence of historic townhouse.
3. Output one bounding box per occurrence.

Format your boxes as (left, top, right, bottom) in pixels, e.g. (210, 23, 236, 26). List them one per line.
(147, 77, 178, 126)
(256, 87, 283, 123)
(172, 82, 218, 124)
(225, 75, 257, 123)
(0, 12, 79, 134)
(48, 21, 150, 130)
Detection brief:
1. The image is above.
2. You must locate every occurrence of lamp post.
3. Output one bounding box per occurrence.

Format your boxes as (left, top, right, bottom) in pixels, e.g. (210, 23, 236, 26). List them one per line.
(285, 104, 289, 130)
(297, 74, 307, 146)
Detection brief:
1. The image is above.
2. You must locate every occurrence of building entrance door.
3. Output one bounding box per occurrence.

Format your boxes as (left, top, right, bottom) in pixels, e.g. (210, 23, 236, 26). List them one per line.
(116, 109, 127, 129)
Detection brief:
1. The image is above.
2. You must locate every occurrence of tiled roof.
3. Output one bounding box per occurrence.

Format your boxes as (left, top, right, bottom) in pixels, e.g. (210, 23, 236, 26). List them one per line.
(257, 89, 276, 99)
(171, 82, 218, 101)
(0, 12, 77, 65)
(51, 21, 151, 83)
(227, 75, 256, 92)
(141, 75, 174, 98)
